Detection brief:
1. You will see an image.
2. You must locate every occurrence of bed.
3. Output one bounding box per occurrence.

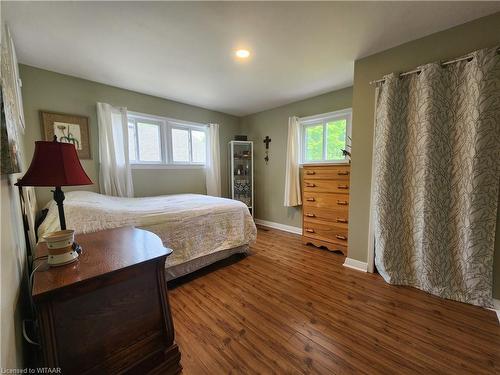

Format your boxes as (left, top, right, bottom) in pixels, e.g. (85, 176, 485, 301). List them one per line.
(38, 191, 257, 280)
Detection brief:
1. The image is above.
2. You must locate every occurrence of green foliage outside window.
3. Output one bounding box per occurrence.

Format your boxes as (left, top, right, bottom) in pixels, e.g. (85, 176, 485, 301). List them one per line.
(304, 119, 346, 161)
(326, 120, 346, 160)
(305, 124, 323, 161)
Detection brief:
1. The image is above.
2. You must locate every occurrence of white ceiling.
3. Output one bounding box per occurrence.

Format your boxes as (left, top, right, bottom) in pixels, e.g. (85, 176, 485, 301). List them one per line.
(3, 2, 500, 116)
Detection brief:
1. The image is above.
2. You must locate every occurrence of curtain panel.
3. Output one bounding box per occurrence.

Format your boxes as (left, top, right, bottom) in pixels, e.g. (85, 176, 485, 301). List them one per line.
(97, 102, 134, 198)
(373, 46, 500, 307)
(284, 116, 302, 207)
(206, 123, 221, 197)
(1, 25, 24, 174)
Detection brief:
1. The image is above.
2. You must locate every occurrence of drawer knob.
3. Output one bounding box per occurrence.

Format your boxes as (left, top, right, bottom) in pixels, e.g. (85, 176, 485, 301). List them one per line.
(306, 183, 316, 187)
(336, 235, 347, 241)
(306, 171, 316, 175)
(305, 228, 315, 233)
(337, 200, 348, 205)
(338, 184, 349, 190)
(305, 213, 316, 217)
(306, 197, 315, 202)
(338, 171, 349, 176)
(336, 218, 348, 223)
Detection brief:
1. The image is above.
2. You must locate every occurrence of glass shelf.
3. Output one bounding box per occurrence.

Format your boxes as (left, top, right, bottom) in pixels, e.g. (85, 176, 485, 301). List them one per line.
(229, 141, 254, 216)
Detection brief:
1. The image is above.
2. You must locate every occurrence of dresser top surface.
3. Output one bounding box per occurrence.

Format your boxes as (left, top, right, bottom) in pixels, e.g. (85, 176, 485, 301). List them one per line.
(32, 226, 171, 299)
(301, 163, 350, 168)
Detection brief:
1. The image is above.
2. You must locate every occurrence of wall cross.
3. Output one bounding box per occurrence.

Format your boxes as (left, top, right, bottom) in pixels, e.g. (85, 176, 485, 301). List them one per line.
(263, 136, 272, 149)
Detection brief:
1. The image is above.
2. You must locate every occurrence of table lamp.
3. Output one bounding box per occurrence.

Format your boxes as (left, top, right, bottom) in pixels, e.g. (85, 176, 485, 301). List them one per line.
(16, 137, 92, 266)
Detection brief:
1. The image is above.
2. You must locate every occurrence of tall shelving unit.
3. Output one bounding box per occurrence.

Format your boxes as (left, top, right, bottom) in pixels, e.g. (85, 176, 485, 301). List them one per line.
(229, 141, 254, 217)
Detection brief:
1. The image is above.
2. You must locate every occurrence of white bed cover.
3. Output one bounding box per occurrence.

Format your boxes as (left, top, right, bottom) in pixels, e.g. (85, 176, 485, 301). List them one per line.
(38, 191, 257, 269)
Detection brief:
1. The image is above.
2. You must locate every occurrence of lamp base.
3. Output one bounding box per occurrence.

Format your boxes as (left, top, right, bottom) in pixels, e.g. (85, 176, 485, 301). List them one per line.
(48, 249, 79, 266)
(43, 229, 79, 267)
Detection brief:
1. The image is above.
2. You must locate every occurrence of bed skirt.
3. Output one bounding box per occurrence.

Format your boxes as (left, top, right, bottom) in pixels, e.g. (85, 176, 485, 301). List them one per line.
(165, 245, 250, 281)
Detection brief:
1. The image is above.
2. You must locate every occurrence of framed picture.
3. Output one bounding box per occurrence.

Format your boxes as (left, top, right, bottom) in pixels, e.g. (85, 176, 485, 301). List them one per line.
(40, 111, 91, 159)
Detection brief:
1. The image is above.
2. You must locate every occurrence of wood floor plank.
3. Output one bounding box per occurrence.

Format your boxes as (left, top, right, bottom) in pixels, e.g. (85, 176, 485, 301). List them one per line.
(216, 259, 444, 373)
(168, 227, 500, 374)
(229, 251, 497, 368)
(198, 274, 360, 374)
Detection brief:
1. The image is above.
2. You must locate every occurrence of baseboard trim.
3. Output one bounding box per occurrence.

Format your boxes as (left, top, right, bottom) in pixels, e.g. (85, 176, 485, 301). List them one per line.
(343, 257, 368, 272)
(492, 299, 500, 324)
(255, 219, 302, 235)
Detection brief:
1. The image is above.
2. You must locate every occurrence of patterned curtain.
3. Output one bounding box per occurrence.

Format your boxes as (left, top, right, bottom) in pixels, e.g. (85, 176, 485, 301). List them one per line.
(1, 26, 24, 174)
(373, 46, 500, 307)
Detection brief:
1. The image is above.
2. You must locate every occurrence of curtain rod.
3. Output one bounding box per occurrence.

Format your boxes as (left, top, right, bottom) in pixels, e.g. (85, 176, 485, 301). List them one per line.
(369, 47, 500, 85)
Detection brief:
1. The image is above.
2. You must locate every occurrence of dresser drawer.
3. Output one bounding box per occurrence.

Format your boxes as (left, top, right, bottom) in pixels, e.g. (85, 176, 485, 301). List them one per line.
(302, 165, 350, 180)
(303, 206, 349, 224)
(301, 164, 350, 255)
(303, 220, 348, 244)
(303, 192, 349, 209)
(303, 179, 349, 194)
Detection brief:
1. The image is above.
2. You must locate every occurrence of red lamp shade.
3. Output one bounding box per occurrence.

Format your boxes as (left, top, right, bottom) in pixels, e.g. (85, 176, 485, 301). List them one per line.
(16, 141, 93, 187)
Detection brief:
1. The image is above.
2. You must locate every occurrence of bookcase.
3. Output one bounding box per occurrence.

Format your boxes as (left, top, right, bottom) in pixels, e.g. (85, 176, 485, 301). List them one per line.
(229, 141, 254, 216)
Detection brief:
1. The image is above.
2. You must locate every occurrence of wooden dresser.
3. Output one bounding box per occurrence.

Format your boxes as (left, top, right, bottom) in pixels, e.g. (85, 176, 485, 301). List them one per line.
(302, 163, 350, 255)
(32, 226, 181, 375)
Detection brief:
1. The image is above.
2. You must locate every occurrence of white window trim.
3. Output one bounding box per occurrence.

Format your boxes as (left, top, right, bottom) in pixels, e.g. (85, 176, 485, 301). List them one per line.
(299, 108, 352, 165)
(130, 164, 205, 170)
(127, 111, 208, 168)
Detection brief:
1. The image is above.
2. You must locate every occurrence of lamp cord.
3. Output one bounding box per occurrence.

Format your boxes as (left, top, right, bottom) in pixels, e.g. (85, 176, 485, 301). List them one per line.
(24, 259, 47, 346)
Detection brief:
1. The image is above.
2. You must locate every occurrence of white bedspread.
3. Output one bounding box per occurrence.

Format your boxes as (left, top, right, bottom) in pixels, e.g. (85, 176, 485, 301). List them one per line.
(38, 191, 257, 268)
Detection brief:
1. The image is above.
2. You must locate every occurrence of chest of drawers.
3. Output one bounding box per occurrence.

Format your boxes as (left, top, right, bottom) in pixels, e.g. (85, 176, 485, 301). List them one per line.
(302, 164, 350, 255)
(32, 226, 182, 374)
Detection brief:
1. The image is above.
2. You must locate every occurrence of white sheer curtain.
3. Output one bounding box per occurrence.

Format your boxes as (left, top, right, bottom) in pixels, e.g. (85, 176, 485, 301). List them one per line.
(206, 123, 221, 197)
(284, 116, 302, 206)
(97, 102, 134, 197)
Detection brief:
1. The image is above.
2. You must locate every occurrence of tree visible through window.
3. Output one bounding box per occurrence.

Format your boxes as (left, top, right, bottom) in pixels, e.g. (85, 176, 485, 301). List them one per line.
(326, 119, 347, 160)
(301, 109, 351, 163)
(305, 124, 323, 161)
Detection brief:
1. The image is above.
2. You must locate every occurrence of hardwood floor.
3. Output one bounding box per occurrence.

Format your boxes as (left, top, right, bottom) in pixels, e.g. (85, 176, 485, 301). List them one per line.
(168, 227, 500, 374)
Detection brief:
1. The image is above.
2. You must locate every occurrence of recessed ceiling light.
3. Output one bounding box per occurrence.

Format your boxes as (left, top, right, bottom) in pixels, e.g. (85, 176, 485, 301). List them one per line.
(235, 49, 250, 59)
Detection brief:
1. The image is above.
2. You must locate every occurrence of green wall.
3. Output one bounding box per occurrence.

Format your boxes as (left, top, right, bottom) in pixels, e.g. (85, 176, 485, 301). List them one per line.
(348, 12, 500, 297)
(19, 65, 240, 207)
(240, 87, 353, 228)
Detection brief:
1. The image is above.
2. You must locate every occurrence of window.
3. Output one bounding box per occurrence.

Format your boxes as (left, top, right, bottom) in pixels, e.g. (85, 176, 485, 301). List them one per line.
(172, 128, 190, 162)
(300, 109, 351, 164)
(170, 123, 206, 164)
(191, 130, 207, 163)
(127, 112, 207, 167)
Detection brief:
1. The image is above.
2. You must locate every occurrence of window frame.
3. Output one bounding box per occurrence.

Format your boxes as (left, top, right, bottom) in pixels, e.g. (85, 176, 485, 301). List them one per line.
(127, 111, 208, 169)
(128, 116, 164, 165)
(299, 108, 352, 165)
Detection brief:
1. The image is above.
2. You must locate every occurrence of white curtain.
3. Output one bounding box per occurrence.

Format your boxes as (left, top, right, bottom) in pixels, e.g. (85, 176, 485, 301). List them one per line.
(97, 102, 134, 197)
(206, 123, 221, 197)
(284, 116, 302, 206)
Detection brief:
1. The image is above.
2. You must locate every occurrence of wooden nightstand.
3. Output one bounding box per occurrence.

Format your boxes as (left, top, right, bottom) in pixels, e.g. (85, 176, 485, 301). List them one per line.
(32, 226, 181, 374)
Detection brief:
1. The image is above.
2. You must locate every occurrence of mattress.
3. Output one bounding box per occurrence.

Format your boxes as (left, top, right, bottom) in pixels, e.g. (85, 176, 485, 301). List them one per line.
(38, 191, 257, 273)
